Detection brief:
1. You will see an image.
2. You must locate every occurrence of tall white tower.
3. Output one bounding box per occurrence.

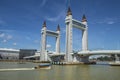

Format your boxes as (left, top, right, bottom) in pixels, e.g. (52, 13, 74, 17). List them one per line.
(65, 7, 89, 62)
(40, 21, 47, 61)
(40, 21, 61, 61)
(65, 7, 73, 62)
(81, 14, 88, 51)
(56, 24, 60, 54)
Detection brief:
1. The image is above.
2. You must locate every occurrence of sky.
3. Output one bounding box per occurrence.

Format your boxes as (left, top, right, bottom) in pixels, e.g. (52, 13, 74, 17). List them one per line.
(0, 0, 120, 52)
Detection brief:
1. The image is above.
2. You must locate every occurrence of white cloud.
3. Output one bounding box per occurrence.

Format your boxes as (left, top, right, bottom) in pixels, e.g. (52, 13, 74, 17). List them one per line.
(46, 15, 61, 22)
(46, 44, 51, 48)
(13, 43, 17, 46)
(45, 9, 65, 22)
(92, 17, 117, 25)
(0, 20, 5, 25)
(0, 33, 5, 38)
(107, 21, 115, 24)
(0, 32, 13, 44)
(34, 40, 39, 43)
(2, 39, 7, 43)
(26, 36, 31, 40)
(0, 32, 13, 43)
(0, 29, 15, 32)
(40, 0, 47, 7)
(6, 35, 12, 40)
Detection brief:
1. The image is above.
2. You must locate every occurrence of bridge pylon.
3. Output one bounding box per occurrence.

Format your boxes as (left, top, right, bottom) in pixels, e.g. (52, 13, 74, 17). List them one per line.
(65, 7, 88, 63)
(40, 21, 61, 62)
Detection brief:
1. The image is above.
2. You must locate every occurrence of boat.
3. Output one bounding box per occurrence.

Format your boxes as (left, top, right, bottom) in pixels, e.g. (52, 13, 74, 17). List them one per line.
(34, 63, 51, 69)
(109, 54, 120, 66)
(18, 61, 26, 64)
(109, 61, 120, 66)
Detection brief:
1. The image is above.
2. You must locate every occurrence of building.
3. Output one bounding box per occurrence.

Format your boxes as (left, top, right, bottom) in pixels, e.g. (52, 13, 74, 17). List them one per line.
(0, 48, 19, 60)
(19, 49, 37, 60)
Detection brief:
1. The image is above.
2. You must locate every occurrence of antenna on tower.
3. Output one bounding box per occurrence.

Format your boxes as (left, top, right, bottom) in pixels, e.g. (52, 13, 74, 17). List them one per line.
(82, 2, 86, 15)
(66, 0, 71, 10)
(68, 0, 71, 7)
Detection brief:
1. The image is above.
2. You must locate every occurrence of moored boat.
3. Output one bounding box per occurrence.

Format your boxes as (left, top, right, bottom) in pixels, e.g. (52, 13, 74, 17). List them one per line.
(34, 63, 51, 69)
(18, 61, 26, 64)
(109, 61, 120, 66)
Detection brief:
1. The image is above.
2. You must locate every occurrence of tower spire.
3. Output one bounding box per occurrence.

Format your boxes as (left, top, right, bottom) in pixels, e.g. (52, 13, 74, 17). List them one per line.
(67, 7, 72, 16)
(42, 21, 46, 27)
(57, 24, 60, 31)
(82, 14, 87, 22)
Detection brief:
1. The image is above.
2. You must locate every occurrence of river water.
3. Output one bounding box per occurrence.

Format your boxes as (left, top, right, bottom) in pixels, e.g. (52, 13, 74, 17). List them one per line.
(0, 62, 120, 80)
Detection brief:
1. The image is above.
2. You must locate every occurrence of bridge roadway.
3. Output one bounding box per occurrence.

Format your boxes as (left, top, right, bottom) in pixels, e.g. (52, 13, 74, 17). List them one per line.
(49, 50, 120, 57)
(1, 48, 120, 58)
(24, 50, 120, 59)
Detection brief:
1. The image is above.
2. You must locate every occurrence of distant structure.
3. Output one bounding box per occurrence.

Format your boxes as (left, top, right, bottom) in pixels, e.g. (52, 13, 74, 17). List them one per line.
(0, 48, 19, 60)
(19, 49, 37, 60)
(0, 48, 38, 60)
(40, 21, 60, 61)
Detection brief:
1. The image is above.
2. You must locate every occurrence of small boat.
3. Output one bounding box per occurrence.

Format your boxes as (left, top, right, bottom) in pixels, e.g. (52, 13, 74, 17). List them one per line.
(109, 61, 120, 66)
(18, 61, 26, 64)
(34, 63, 51, 69)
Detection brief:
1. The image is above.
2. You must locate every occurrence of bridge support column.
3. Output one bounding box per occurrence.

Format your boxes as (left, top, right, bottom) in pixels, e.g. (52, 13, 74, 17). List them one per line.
(81, 14, 88, 51)
(115, 54, 120, 62)
(73, 55, 78, 62)
(82, 28, 88, 51)
(80, 55, 89, 63)
(56, 25, 60, 54)
(40, 21, 47, 61)
(40, 22, 61, 62)
(72, 54, 90, 63)
(65, 7, 73, 62)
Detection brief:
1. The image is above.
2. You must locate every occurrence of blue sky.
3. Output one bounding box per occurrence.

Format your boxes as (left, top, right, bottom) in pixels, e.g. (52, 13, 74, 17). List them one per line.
(0, 0, 120, 52)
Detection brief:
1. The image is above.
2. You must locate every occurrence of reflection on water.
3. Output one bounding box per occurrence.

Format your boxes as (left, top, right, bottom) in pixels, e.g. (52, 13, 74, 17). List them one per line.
(0, 62, 120, 80)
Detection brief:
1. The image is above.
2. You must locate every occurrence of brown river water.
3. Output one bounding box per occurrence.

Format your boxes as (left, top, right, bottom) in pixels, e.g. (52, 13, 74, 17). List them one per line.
(0, 62, 120, 80)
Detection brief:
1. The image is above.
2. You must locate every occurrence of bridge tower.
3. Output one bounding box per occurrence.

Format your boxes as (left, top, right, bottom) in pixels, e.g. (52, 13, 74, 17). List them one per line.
(40, 21, 60, 61)
(65, 7, 73, 62)
(40, 21, 47, 61)
(81, 14, 88, 51)
(65, 7, 88, 62)
(56, 25, 60, 54)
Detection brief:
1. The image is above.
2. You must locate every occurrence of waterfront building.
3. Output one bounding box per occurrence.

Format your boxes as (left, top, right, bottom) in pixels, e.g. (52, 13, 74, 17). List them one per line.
(19, 49, 37, 60)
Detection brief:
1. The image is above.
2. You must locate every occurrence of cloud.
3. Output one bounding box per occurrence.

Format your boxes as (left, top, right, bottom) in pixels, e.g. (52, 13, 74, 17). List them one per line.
(40, 0, 47, 7)
(107, 21, 115, 24)
(34, 40, 39, 43)
(13, 43, 17, 46)
(0, 33, 5, 38)
(2, 39, 7, 43)
(0, 30, 13, 40)
(6, 35, 12, 40)
(0, 32, 13, 44)
(26, 36, 31, 40)
(0, 20, 5, 25)
(46, 44, 51, 48)
(91, 17, 117, 25)
(0, 29, 15, 32)
(101, 18, 116, 24)
(97, 20, 115, 25)
(45, 9, 65, 22)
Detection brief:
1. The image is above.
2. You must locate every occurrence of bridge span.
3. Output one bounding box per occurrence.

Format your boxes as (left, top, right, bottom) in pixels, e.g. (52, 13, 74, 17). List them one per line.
(78, 50, 120, 55)
(23, 50, 120, 59)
